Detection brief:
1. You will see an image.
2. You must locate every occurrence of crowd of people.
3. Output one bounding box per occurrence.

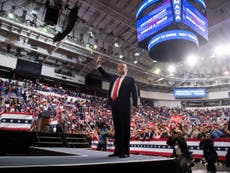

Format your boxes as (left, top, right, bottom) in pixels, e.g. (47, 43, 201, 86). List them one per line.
(1, 77, 230, 170)
(0, 77, 230, 140)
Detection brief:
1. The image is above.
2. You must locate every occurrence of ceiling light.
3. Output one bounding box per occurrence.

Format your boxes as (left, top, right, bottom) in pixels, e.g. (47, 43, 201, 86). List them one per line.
(168, 64, 176, 73)
(134, 52, 140, 57)
(93, 44, 98, 49)
(223, 71, 229, 75)
(214, 45, 224, 56)
(8, 13, 15, 19)
(153, 68, 161, 74)
(89, 31, 95, 38)
(185, 54, 198, 67)
(114, 42, 120, 48)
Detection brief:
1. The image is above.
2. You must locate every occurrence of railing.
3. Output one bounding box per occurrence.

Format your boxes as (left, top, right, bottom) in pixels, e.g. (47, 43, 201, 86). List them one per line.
(91, 138, 230, 161)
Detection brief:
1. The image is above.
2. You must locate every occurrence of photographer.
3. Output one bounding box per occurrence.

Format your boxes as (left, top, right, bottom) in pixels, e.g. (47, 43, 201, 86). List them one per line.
(199, 133, 218, 173)
(95, 120, 110, 151)
(166, 129, 193, 173)
(225, 119, 230, 167)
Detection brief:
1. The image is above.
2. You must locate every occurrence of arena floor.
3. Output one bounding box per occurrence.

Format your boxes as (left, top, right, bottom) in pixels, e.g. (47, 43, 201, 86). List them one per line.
(192, 162, 230, 173)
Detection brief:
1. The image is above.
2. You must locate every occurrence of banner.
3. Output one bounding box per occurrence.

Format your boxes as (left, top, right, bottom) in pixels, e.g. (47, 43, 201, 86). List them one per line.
(0, 112, 33, 131)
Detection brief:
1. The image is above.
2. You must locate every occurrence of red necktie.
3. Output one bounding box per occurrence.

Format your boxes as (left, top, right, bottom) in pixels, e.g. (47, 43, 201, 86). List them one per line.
(112, 76, 122, 100)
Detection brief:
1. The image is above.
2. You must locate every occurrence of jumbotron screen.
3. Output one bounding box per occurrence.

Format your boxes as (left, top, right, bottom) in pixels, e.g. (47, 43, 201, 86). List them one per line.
(183, 0, 208, 41)
(136, 0, 208, 61)
(136, 0, 173, 47)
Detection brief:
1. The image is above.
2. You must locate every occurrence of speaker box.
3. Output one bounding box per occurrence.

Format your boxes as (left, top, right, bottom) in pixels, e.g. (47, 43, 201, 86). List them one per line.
(44, 6, 59, 25)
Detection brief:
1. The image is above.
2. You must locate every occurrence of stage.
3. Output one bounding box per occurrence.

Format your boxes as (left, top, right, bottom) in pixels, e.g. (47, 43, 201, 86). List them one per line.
(0, 147, 178, 172)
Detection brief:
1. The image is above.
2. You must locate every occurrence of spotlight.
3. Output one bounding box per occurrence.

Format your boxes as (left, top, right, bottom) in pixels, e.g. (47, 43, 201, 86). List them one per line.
(114, 41, 120, 48)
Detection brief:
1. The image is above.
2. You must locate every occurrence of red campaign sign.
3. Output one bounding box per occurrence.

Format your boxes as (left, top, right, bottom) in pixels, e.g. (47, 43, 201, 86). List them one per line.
(170, 115, 183, 123)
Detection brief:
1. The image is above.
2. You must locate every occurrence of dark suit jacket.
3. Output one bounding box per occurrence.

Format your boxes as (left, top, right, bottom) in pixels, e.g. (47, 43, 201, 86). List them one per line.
(199, 138, 218, 162)
(167, 136, 190, 157)
(98, 66, 138, 109)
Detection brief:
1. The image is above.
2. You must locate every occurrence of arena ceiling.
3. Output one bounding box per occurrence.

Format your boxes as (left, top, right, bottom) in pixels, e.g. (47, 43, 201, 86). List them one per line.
(1, 0, 230, 92)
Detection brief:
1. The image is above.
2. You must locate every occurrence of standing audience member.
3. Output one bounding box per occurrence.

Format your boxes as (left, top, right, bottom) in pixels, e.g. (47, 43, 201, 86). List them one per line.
(199, 133, 218, 173)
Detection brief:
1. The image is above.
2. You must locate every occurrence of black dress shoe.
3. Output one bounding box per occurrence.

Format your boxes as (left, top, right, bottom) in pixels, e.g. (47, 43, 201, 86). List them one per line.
(119, 154, 129, 158)
(108, 153, 120, 157)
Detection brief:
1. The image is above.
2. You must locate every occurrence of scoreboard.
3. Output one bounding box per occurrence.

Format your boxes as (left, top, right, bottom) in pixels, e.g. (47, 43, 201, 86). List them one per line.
(136, 0, 173, 43)
(183, 0, 208, 40)
(136, 0, 208, 62)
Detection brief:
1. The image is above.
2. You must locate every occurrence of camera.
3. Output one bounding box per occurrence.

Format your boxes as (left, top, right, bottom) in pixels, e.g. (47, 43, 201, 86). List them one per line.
(201, 158, 208, 166)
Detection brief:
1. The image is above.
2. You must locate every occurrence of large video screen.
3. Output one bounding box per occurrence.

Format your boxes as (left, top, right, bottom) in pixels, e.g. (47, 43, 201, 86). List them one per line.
(136, 0, 173, 43)
(174, 88, 206, 98)
(136, 0, 161, 19)
(194, 0, 206, 9)
(183, 0, 208, 40)
(148, 30, 199, 51)
(16, 59, 42, 75)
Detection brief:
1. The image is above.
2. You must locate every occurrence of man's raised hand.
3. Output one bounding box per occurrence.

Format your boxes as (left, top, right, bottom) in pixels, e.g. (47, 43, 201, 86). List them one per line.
(96, 56, 102, 66)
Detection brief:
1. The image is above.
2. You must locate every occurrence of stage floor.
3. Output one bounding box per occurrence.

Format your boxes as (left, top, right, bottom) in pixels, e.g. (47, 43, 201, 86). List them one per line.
(0, 147, 229, 173)
(0, 147, 174, 168)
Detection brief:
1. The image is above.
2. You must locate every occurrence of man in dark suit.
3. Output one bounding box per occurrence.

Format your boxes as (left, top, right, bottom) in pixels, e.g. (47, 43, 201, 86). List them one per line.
(96, 56, 139, 158)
